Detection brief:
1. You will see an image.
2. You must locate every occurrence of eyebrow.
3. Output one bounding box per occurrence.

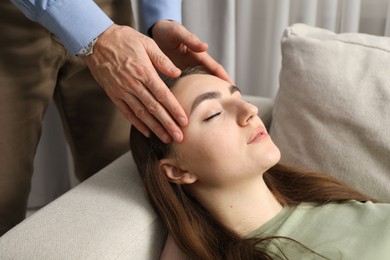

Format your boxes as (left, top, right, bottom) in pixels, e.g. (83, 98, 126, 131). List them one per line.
(190, 85, 241, 115)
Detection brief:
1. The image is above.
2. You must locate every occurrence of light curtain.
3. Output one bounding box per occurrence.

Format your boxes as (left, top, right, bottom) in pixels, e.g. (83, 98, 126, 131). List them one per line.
(29, 0, 390, 207)
(182, 0, 390, 98)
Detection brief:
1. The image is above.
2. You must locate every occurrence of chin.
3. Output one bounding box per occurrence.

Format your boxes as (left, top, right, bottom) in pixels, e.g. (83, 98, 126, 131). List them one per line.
(253, 152, 281, 175)
(264, 145, 281, 168)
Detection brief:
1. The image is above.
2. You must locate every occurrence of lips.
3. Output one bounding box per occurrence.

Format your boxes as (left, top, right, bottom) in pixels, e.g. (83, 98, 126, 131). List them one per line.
(247, 126, 269, 144)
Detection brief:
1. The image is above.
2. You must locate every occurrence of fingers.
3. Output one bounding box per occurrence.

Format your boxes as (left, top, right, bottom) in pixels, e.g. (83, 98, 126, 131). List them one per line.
(175, 25, 208, 53)
(143, 41, 189, 124)
(154, 21, 233, 83)
(115, 100, 151, 137)
(116, 93, 179, 144)
(181, 32, 208, 53)
(132, 88, 185, 143)
(175, 26, 234, 83)
(126, 66, 186, 141)
(118, 80, 184, 143)
(128, 40, 187, 143)
(195, 52, 234, 84)
(144, 39, 181, 78)
(85, 25, 186, 143)
(130, 23, 232, 144)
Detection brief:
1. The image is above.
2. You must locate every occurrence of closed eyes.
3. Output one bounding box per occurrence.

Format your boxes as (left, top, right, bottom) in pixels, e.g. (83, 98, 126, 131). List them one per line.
(204, 112, 222, 122)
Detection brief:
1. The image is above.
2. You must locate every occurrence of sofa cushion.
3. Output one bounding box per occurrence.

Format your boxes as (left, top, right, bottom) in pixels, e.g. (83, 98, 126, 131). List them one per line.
(270, 23, 390, 202)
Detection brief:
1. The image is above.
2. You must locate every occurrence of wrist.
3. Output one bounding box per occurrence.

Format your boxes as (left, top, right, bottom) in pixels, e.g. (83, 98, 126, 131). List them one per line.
(147, 24, 156, 38)
(78, 24, 120, 58)
(149, 20, 178, 39)
(76, 37, 99, 57)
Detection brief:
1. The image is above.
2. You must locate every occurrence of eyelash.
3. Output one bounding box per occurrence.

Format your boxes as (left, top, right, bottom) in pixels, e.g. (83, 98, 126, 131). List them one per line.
(204, 112, 222, 122)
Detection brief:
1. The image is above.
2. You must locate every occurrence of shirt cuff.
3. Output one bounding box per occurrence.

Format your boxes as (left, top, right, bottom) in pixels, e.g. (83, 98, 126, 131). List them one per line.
(38, 0, 113, 54)
(139, 0, 182, 35)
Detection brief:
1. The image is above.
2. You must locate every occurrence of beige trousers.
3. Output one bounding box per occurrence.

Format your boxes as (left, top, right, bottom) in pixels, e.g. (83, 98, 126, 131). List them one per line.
(0, 0, 134, 236)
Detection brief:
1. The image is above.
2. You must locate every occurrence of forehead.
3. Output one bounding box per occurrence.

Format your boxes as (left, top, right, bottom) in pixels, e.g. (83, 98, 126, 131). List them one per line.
(171, 74, 230, 105)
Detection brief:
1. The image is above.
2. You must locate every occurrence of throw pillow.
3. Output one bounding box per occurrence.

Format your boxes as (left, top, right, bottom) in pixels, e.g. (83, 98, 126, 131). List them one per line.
(270, 23, 390, 202)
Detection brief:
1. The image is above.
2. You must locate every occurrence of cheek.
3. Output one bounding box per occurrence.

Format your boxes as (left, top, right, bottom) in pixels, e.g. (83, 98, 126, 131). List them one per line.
(178, 128, 241, 173)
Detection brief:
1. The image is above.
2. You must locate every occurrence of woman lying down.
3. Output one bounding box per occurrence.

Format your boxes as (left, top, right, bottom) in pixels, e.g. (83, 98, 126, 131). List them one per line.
(130, 66, 390, 259)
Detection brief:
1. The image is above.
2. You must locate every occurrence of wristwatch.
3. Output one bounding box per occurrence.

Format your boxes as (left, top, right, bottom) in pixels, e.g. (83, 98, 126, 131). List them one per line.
(76, 37, 99, 56)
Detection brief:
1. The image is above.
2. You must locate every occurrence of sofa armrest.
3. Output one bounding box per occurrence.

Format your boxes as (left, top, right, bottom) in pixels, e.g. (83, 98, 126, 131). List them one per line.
(0, 152, 167, 259)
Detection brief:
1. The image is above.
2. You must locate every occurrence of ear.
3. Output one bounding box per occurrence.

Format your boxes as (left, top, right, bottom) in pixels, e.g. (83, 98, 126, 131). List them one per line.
(159, 159, 197, 185)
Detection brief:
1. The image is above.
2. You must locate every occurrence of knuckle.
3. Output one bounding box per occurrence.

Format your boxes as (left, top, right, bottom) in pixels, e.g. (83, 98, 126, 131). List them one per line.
(154, 54, 168, 67)
(126, 113, 138, 124)
(135, 107, 145, 118)
(184, 32, 196, 43)
(154, 88, 168, 102)
(123, 110, 144, 130)
(134, 85, 147, 97)
(141, 33, 151, 42)
(171, 23, 184, 37)
(130, 64, 148, 83)
(147, 100, 160, 114)
(162, 120, 175, 131)
(122, 109, 133, 120)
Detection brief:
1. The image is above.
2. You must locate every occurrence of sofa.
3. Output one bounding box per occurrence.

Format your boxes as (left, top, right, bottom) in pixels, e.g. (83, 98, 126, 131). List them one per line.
(1, 23, 390, 259)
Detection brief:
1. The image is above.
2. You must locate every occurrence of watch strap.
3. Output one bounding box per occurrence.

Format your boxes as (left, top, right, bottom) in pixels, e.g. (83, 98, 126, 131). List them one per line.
(76, 37, 99, 56)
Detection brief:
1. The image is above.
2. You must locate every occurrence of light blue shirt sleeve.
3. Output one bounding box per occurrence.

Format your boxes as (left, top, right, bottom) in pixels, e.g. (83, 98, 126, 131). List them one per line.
(139, 0, 182, 34)
(11, 0, 113, 55)
(11, 0, 182, 54)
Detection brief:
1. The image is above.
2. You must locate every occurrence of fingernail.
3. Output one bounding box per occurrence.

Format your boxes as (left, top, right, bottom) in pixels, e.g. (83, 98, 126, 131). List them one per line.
(178, 116, 187, 126)
(162, 134, 171, 144)
(143, 130, 151, 138)
(173, 131, 182, 142)
(170, 67, 181, 74)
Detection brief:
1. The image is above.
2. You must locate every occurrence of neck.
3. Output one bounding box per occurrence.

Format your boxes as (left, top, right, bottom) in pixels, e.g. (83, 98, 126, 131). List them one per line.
(193, 175, 283, 236)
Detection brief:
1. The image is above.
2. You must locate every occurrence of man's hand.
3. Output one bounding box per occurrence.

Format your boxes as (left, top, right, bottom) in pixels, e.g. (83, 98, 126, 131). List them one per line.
(152, 20, 233, 83)
(82, 24, 186, 143)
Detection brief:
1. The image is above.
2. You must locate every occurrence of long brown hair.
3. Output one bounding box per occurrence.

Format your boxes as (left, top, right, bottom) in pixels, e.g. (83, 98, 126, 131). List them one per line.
(130, 66, 374, 259)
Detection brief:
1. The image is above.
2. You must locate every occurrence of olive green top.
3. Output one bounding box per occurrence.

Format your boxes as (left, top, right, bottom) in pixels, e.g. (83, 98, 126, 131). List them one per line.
(247, 201, 390, 259)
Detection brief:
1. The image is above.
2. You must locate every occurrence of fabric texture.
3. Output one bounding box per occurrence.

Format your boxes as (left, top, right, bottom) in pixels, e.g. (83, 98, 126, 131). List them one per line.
(270, 23, 390, 202)
(0, 152, 167, 259)
(248, 201, 390, 259)
(10, 0, 113, 54)
(181, 0, 390, 98)
(139, 0, 181, 34)
(10, 0, 181, 54)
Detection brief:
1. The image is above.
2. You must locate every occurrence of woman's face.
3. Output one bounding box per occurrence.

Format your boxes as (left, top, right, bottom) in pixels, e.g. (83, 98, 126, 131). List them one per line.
(169, 74, 281, 188)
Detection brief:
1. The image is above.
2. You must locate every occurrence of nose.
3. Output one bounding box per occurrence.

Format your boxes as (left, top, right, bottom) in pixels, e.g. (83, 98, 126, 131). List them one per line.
(237, 99, 258, 126)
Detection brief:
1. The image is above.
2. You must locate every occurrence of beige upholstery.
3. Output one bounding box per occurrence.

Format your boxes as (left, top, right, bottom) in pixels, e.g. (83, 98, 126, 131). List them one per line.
(0, 95, 273, 259)
(270, 23, 390, 202)
(0, 152, 166, 259)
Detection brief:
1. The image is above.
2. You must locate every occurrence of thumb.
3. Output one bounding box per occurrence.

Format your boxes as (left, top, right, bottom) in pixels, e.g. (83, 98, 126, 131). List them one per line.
(180, 30, 208, 53)
(146, 40, 181, 77)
